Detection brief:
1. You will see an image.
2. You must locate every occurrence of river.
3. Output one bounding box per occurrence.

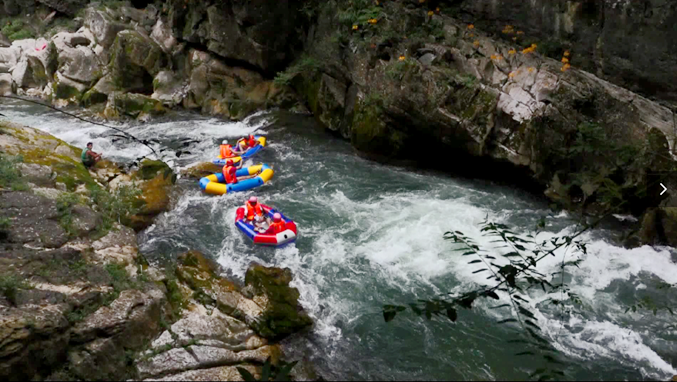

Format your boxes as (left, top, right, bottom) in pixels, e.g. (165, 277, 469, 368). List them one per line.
(2, 100, 676, 381)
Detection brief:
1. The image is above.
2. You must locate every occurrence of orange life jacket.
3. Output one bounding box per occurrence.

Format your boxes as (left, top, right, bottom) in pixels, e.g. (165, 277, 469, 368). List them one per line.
(246, 202, 263, 220)
(220, 145, 233, 158)
(248, 136, 257, 148)
(267, 221, 286, 234)
(223, 166, 238, 184)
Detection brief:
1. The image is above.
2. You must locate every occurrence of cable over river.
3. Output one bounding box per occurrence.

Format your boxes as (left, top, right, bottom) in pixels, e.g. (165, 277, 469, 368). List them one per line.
(3, 100, 676, 381)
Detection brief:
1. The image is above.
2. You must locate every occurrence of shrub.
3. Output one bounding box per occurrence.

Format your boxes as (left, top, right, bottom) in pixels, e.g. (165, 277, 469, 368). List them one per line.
(273, 56, 322, 86)
(0, 154, 28, 191)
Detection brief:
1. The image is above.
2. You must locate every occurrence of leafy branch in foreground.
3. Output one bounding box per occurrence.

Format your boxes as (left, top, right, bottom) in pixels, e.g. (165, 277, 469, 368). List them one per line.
(382, 215, 600, 380)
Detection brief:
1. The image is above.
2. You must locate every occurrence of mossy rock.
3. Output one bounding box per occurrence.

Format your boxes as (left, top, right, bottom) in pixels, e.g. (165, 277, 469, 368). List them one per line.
(136, 159, 171, 181)
(0, 122, 97, 192)
(244, 264, 313, 340)
(180, 162, 223, 179)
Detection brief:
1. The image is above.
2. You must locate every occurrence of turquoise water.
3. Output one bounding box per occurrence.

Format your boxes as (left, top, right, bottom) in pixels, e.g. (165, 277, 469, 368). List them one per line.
(3, 101, 676, 380)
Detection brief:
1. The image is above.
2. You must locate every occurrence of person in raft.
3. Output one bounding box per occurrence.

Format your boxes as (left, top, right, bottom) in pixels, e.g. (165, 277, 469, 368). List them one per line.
(219, 140, 235, 159)
(81, 142, 102, 168)
(264, 213, 286, 235)
(233, 134, 258, 154)
(245, 196, 266, 228)
(223, 159, 238, 184)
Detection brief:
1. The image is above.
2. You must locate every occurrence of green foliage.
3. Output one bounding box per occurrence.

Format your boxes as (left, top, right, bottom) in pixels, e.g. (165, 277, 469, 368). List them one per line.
(165, 274, 185, 316)
(56, 192, 83, 237)
(273, 56, 322, 86)
(0, 274, 31, 305)
(336, 0, 382, 27)
(90, 184, 142, 232)
(237, 357, 298, 382)
(385, 58, 417, 81)
(460, 74, 477, 88)
(568, 122, 606, 156)
(0, 154, 28, 191)
(105, 263, 135, 292)
(1, 19, 35, 41)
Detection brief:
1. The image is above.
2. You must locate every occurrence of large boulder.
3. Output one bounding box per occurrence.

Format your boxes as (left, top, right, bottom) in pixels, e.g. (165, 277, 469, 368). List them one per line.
(168, 0, 310, 74)
(103, 92, 166, 120)
(51, 31, 105, 86)
(243, 264, 313, 340)
(182, 49, 284, 120)
(124, 159, 175, 231)
(109, 30, 168, 94)
(151, 70, 186, 106)
(83, 7, 129, 49)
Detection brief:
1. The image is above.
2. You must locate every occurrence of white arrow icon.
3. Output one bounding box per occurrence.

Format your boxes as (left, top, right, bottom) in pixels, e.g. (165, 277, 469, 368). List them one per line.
(660, 183, 668, 196)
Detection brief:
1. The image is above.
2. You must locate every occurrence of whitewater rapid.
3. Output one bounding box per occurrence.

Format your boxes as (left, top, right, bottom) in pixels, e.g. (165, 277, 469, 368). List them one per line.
(2, 101, 675, 380)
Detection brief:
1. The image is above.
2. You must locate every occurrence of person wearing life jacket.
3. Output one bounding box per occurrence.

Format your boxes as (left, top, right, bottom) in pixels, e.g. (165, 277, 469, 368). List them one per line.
(265, 213, 286, 235)
(247, 134, 258, 148)
(223, 159, 238, 184)
(245, 196, 264, 222)
(233, 138, 249, 154)
(219, 140, 233, 159)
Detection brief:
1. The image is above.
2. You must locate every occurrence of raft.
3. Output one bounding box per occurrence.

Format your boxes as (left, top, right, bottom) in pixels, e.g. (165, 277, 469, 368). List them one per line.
(213, 135, 266, 165)
(199, 164, 274, 195)
(235, 204, 297, 247)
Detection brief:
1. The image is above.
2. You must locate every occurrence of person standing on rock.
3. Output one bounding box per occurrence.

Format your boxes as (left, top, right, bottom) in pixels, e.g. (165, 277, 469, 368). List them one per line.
(81, 142, 102, 168)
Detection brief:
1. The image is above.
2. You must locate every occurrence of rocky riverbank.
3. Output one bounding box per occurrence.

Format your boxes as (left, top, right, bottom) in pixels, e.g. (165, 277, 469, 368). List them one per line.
(0, 122, 315, 381)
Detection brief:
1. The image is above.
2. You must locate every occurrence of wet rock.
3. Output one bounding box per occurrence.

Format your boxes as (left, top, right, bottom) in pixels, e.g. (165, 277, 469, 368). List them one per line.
(103, 92, 166, 119)
(243, 264, 313, 340)
(126, 160, 175, 231)
(143, 365, 258, 381)
(0, 191, 68, 248)
(179, 162, 223, 180)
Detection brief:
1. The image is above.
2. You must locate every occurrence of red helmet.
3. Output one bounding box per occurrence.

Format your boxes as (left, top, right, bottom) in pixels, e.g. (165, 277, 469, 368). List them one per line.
(226, 159, 234, 166)
(273, 213, 282, 222)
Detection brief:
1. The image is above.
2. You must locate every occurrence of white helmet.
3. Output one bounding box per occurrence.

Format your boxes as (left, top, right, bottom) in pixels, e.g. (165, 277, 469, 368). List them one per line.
(222, 140, 228, 144)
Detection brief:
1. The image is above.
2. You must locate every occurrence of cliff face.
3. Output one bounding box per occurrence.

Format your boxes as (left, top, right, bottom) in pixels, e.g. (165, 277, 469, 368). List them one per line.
(444, 0, 677, 107)
(288, 0, 677, 243)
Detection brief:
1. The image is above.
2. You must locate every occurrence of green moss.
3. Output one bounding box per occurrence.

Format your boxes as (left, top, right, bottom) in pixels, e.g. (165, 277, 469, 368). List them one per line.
(52, 80, 82, 101)
(137, 159, 171, 181)
(350, 93, 389, 152)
